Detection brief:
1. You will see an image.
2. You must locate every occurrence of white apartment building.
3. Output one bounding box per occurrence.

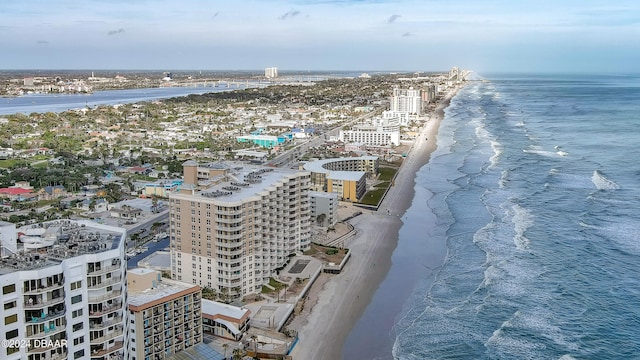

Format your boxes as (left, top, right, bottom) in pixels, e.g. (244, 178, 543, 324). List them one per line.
(338, 118, 401, 146)
(169, 162, 311, 300)
(391, 87, 422, 114)
(0, 220, 17, 257)
(309, 192, 338, 228)
(390, 87, 422, 118)
(0, 220, 128, 360)
(264, 67, 278, 79)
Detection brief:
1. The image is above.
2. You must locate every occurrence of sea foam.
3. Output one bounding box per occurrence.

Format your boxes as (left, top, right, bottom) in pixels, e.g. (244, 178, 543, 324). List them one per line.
(591, 170, 620, 190)
(511, 204, 533, 250)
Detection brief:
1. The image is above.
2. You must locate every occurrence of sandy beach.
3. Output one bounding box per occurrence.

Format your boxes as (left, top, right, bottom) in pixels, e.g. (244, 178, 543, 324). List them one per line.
(290, 86, 461, 360)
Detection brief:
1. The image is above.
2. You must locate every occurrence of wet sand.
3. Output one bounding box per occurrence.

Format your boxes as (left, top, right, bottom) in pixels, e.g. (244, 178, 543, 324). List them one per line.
(290, 87, 461, 360)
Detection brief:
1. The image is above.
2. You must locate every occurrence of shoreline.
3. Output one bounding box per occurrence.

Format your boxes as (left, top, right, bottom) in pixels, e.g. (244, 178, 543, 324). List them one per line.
(290, 85, 462, 360)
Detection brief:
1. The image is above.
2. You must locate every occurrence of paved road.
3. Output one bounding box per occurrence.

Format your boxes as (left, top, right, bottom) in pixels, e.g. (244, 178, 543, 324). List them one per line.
(267, 108, 383, 168)
(126, 210, 169, 235)
(126, 237, 170, 269)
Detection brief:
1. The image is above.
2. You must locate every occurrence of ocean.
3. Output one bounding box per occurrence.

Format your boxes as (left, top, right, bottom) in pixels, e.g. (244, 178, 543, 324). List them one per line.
(345, 73, 640, 359)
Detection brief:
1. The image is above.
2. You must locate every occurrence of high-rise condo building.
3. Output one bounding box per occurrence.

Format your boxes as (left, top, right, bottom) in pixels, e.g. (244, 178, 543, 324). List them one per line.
(0, 220, 128, 360)
(264, 67, 278, 79)
(390, 87, 422, 115)
(449, 67, 460, 82)
(169, 162, 311, 301)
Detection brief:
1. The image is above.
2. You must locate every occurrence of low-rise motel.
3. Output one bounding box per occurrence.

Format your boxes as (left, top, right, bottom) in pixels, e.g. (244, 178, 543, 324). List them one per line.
(126, 268, 203, 360)
(303, 156, 379, 202)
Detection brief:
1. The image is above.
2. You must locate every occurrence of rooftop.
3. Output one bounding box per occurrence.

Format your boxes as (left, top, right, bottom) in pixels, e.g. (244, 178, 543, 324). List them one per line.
(303, 156, 378, 182)
(201, 299, 250, 321)
(308, 191, 339, 199)
(128, 276, 199, 308)
(177, 163, 309, 203)
(0, 220, 125, 275)
(136, 250, 171, 271)
(0, 188, 32, 195)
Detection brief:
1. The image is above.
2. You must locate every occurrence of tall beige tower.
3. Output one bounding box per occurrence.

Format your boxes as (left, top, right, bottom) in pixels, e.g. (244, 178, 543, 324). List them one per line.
(169, 162, 311, 301)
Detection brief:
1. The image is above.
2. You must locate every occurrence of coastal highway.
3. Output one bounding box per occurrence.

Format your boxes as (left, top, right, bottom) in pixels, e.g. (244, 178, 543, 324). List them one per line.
(267, 108, 383, 168)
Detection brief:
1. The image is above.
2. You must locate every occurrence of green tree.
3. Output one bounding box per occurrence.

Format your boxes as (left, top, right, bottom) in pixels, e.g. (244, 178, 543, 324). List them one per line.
(232, 348, 243, 360)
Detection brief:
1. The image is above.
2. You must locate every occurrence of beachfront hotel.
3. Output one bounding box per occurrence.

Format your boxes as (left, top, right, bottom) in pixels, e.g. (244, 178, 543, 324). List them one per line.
(0, 220, 128, 360)
(379, 86, 425, 127)
(338, 118, 401, 146)
(390, 87, 422, 115)
(127, 269, 202, 360)
(169, 161, 312, 300)
(302, 156, 379, 202)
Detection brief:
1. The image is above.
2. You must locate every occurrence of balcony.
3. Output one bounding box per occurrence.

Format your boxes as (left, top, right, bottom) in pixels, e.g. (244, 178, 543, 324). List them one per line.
(217, 257, 241, 265)
(216, 209, 242, 215)
(218, 273, 242, 281)
(27, 310, 65, 324)
(88, 290, 122, 303)
(89, 303, 122, 317)
(217, 239, 242, 247)
(87, 264, 121, 275)
(89, 316, 123, 329)
(90, 341, 124, 357)
(28, 341, 64, 354)
(215, 217, 243, 225)
(24, 282, 64, 295)
(216, 249, 243, 256)
(216, 233, 243, 241)
(24, 295, 65, 309)
(50, 352, 67, 360)
(90, 328, 124, 345)
(26, 324, 67, 339)
(87, 277, 122, 289)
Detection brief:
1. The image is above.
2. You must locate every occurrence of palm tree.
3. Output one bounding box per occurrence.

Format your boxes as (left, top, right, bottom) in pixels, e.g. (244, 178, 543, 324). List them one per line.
(222, 343, 228, 359)
(151, 195, 159, 213)
(202, 286, 217, 301)
(250, 334, 258, 358)
(232, 347, 243, 360)
(220, 287, 229, 303)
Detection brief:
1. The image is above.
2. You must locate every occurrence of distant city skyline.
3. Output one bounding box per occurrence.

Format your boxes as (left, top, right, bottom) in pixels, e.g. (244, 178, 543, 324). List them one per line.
(1, 0, 639, 74)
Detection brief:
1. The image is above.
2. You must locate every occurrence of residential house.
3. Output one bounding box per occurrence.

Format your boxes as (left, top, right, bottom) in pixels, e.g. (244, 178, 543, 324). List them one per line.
(77, 198, 109, 213)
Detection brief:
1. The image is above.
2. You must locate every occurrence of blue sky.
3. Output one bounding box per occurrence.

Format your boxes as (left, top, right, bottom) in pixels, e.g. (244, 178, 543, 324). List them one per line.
(1, 0, 639, 73)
